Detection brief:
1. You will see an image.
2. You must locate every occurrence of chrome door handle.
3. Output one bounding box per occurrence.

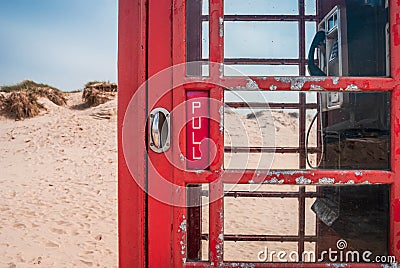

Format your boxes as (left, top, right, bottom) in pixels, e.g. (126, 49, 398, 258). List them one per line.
(149, 108, 171, 153)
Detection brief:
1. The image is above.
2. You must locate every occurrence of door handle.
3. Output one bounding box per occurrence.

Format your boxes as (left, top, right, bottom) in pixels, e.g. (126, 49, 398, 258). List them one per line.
(149, 108, 171, 153)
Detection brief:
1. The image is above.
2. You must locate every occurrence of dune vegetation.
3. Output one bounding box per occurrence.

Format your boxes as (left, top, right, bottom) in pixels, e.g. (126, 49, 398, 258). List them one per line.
(0, 80, 117, 119)
(82, 81, 117, 107)
(0, 80, 67, 120)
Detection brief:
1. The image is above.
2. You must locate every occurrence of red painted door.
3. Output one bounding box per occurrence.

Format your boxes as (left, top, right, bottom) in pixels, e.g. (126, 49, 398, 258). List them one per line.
(118, 0, 400, 267)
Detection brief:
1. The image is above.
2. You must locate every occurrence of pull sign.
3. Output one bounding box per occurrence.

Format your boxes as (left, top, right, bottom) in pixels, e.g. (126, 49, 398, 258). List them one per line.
(186, 91, 209, 170)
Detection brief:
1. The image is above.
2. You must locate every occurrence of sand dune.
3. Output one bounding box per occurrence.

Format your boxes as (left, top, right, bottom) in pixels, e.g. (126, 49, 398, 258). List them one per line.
(0, 93, 117, 267)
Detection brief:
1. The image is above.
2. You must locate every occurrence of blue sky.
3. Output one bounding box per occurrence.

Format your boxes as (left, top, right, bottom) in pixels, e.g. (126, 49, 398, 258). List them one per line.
(0, 0, 118, 91)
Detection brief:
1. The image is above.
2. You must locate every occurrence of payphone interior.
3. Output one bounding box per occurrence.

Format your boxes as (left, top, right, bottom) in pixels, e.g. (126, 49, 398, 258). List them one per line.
(308, 0, 390, 170)
(307, 0, 390, 258)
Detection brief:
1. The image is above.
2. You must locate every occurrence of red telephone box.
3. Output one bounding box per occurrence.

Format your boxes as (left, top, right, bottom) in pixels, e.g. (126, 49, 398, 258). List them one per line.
(118, 0, 400, 267)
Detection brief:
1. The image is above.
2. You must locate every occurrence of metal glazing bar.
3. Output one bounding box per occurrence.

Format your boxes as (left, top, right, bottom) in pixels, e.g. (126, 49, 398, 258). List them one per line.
(202, 15, 318, 22)
(225, 102, 318, 109)
(224, 147, 321, 154)
(224, 191, 319, 198)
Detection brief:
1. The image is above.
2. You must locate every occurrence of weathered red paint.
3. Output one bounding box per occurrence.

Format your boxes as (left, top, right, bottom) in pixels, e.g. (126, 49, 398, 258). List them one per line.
(395, 117, 400, 137)
(393, 14, 400, 46)
(394, 199, 400, 222)
(118, 0, 147, 267)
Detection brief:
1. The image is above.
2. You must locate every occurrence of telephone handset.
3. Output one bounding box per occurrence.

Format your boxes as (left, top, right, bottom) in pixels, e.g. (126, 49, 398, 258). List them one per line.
(307, 30, 326, 76)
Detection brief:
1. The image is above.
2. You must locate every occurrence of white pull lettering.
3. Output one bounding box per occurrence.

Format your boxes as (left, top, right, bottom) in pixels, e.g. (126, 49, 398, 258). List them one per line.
(192, 117, 201, 129)
(192, 101, 201, 114)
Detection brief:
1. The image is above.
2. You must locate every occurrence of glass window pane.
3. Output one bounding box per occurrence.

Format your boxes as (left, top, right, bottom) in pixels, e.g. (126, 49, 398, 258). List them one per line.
(224, 91, 390, 170)
(305, 0, 317, 15)
(224, 21, 299, 59)
(220, 183, 389, 263)
(314, 185, 389, 260)
(320, 92, 390, 170)
(202, 0, 208, 15)
(186, 184, 209, 261)
(224, 64, 299, 76)
(225, 91, 300, 103)
(222, 184, 317, 263)
(305, 21, 317, 58)
(202, 21, 209, 59)
(311, 2, 389, 77)
(224, 0, 299, 15)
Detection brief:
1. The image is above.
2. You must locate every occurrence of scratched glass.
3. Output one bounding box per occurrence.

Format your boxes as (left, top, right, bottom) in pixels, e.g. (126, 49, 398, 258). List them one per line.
(224, 21, 299, 59)
(224, 65, 299, 77)
(224, 0, 298, 15)
(224, 91, 390, 170)
(313, 184, 389, 262)
(222, 0, 390, 77)
(221, 184, 389, 263)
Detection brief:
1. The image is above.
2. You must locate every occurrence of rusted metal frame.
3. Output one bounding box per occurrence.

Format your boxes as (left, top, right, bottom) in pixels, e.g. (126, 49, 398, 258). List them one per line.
(390, 0, 400, 260)
(316, 0, 322, 22)
(316, 96, 322, 173)
(209, 0, 223, 73)
(181, 169, 394, 185)
(299, 93, 307, 169)
(224, 191, 318, 198)
(251, 76, 395, 90)
(183, 76, 395, 91)
(225, 102, 318, 109)
(298, 186, 306, 261)
(202, 14, 318, 22)
(224, 58, 302, 65)
(184, 262, 212, 268)
(223, 234, 317, 243)
(225, 147, 321, 154)
(208, 1, 224, 266)
(201, 234, 317, 242)
(313, 33, 322, 256)
(209, 179, 224, 266)
(220, 170, 394, 185)
(299, 0, 306, 76)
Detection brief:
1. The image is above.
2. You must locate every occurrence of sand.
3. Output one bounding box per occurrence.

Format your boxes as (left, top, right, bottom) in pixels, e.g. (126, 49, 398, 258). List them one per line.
(0, 93, 118, 267)
(0, 92, 317, 266)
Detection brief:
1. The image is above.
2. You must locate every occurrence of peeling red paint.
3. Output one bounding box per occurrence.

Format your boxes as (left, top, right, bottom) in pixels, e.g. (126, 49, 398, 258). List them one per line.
(394, 14, 400, 46)
(395, 199, 400, 222)
(395, 118, 400, 137)
(398, 240, 400, 250)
